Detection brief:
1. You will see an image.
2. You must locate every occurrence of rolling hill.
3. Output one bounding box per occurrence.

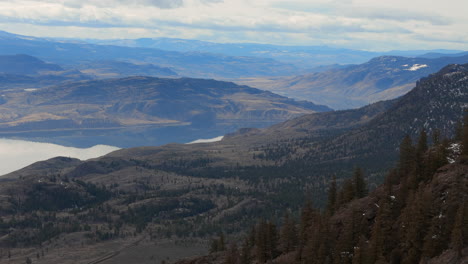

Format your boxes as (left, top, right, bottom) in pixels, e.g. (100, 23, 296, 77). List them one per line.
(0, 76, 330, 147)
(237, 55, 468, 109)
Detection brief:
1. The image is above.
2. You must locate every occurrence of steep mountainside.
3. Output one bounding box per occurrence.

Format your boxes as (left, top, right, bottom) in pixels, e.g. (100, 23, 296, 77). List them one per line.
(176, 145, 468, 264)
(0, 65, 466, 263)
(237, 55, 468, 109)
(0, 31, 300, 78)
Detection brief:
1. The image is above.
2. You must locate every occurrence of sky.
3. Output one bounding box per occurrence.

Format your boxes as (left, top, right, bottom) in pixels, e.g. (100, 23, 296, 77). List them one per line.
(0, 138, 119, 176)
(0, 0, 467, 51)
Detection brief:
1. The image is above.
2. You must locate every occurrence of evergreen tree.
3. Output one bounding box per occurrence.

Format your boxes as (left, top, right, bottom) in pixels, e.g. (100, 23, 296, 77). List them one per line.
(337, 179, 355, 207)
(416, 129, 428, 157)
(225, 243, 240, 264)
(210, 232, 226, 253)
(450, 203, 465, 258)
(219, 232, 226, 251)
(415, 129, 428, 181)
(432, 129, 441, 145)
(297, 201, 316, 260)
(462, 114, 468, 157)
(279, 212, 297, 254)
(399, 135, 415, 177)
(368, 196, 396, 263)
(240, 237, 252, 264)
(352, 236, 366, 264)
(326, 176, 337, 215)
(400, 188, 432, 264)
(255, 220, 278, 263)
(353, 167, 368, 199)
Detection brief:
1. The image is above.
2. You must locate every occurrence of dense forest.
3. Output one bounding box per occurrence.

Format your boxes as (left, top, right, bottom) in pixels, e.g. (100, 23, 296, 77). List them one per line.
(204, 118, 468, 264)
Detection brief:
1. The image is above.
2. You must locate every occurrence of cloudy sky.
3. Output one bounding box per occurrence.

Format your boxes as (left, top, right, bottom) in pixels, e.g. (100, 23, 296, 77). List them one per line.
(0, 0, 467, 50)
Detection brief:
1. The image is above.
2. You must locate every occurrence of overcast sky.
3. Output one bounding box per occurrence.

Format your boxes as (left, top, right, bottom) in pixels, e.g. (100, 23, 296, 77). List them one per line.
(0, 0, 467, 51)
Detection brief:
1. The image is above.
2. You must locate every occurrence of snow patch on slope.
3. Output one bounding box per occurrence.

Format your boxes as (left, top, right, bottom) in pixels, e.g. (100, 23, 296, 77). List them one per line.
(187, 136, 224, 144)
(405, 64, 428, 71)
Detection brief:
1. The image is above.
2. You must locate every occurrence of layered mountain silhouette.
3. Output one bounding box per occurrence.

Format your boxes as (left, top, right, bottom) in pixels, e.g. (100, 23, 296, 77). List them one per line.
(240, 55, 468, 109)
(0, 76, 330, 133)
(0, 64, 466, 263)
(0, 30, 301, 78)
(0, 54, 90, 89)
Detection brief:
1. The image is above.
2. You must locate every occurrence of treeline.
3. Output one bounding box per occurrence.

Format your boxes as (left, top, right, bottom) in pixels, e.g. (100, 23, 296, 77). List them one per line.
(216, 117, 468, 264)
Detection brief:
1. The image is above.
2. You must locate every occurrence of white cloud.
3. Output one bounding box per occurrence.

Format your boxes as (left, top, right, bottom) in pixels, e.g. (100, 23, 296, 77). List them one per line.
(0, 0, 467, 50)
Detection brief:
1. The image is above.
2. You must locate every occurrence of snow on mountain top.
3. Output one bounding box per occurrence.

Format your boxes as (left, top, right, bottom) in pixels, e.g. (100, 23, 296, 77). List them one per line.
(405, 64, 428, 71)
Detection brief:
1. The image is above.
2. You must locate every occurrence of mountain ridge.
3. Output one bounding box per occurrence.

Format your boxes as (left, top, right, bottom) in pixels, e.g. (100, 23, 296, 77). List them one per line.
(0, 64, 466, 264)
(236, 55, 468, 109)
(0, 31, 302, 78)
(0, 76, 331, 147)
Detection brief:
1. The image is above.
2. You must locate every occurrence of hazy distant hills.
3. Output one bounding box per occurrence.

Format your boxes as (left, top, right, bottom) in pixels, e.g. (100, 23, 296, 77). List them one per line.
(0, 54, 63, 75)
(0, 76, 330, 139)
(76, 60, 178, 78)
(89, 37, 380, 68)
(0, 54, 91, 89)
(0, 30, 301, 78)
(417, 51, 468, 59)
(89, 37, 465, 69)
(238, 54, 468, 109)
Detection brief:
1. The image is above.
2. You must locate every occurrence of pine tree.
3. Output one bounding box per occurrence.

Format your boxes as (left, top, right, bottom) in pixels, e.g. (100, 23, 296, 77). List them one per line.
(255, 220, 278, 263)
(432, 129, 441, 145)
(225, 243, 240, 264)
(240, 237, 252, 264)
(353, 167, 368, 199)
(219, 232, 226, 251)
(352, 236, 366, 264)
(415, 129, 428, 181)
(461, 114, 468, 157)
(416, 129, 428, 157)
(399, 135, 415, 177)
(400, 187, 432, 264)
(279, 212, 297, 254)
(368, 196, 396, 263)
(210, 232, 226, 253)
(337, 179, 355, 206)
(326, 176, 337, 215)
(297, 201, 316, 260)
(450, 203, 465, 258)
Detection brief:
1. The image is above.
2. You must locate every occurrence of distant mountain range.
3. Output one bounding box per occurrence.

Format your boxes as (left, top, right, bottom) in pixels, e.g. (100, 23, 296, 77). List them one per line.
(0, 54, 91, 89)
(0, 76, 330, 147)
(0, 30, 301, 78)
(237, 54, 468, 109)
(76, 60, 178, 78)
(0, 54, 63, 75)
(87, 37, 465, 69)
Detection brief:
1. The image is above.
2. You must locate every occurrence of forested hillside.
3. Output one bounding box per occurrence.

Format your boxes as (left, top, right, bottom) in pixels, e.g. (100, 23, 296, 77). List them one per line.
(179, 117, 468, 264)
